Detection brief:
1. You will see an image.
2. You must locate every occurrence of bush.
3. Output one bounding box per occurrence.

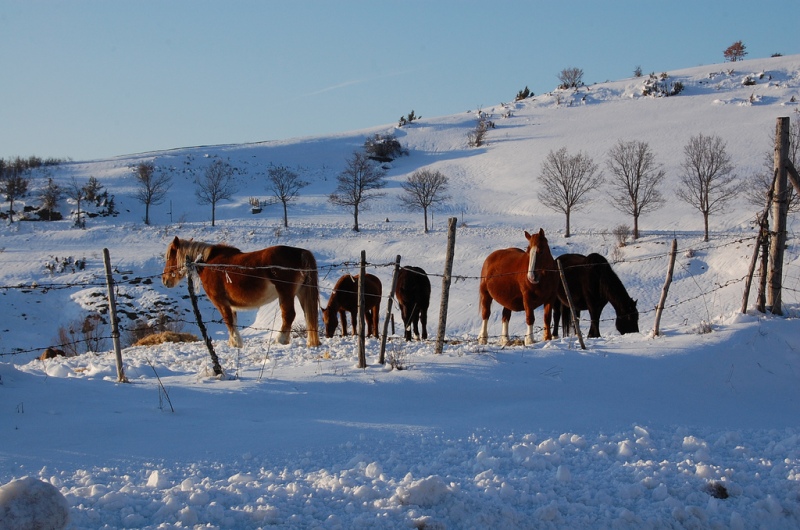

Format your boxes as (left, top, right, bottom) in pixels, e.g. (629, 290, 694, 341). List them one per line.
(557, 67, 584, 89)
(515, 86, 531, 100)
(364, 133, 405, 162)
(398, 110, 420, 127)
(57, 313, 107, 356)
(613, 224, 631, 247)
(642, 72, 683, 97)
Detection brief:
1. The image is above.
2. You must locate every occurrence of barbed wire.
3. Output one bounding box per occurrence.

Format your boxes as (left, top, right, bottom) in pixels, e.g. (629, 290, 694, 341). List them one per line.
(0, 232, 795, 358)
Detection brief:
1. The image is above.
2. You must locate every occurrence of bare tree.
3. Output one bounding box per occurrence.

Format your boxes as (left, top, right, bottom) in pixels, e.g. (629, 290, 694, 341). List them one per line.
(267, 164, 308, 227)
(724, 41, 747, 62)
(747, 117, 800, 213)
(467, 113, 494, 148)
(65, 177, 86, 228)
(537, 147, 604, 237)
(677, 134, 739, 242)
(195, 159, 237, 227)
(605, 140, 666, 239)
(133, 162, 172, 225)
(39, 176, 62, 220)
(399, 169, 450, 233)
(558, 67, 584, 89)
(0, 158, 31, 223)
(329, 151, 387, 232)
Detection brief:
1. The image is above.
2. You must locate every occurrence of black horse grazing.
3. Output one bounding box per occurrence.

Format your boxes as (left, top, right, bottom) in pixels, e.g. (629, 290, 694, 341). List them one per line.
(549, 253, 639, 338)
(395, 266, 431, 341)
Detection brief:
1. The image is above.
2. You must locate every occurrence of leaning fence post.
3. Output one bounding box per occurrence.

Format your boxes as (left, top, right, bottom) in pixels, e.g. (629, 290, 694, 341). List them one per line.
(653, 239, 677, 336)
(557, 260, 586, 350)
(103, 248, 128, 383)
(379, 255, 401, 365)
(435, 217, 457, 354)
(357, 250, 367, 368)
(185, 257, 224, 376)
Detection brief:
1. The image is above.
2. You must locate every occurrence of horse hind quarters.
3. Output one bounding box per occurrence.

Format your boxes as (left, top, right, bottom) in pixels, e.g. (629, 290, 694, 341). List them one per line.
(396, 266, 431, 341)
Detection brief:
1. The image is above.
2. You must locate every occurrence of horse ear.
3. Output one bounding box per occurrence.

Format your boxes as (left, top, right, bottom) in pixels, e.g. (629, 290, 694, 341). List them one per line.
(524, 230, 532, 240)
(538, 228, 545, 237)
(172, 236, 180, 245)
(634, 299, 638, 307)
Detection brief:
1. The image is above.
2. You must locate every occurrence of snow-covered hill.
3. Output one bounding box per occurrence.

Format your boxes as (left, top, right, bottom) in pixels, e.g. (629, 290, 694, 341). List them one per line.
(1, 55, 799, 529)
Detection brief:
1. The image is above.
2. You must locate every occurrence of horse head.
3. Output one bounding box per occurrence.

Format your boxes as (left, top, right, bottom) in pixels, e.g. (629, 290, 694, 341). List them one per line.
(524, 228, 552, 284)
(162, 236, 186, 288)
(616, 298, 640, 334)
(321, 305, 339, 338)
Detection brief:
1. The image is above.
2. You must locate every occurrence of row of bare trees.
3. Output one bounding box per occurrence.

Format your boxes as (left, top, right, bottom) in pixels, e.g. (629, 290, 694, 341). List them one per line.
(537, 133, 749, 241)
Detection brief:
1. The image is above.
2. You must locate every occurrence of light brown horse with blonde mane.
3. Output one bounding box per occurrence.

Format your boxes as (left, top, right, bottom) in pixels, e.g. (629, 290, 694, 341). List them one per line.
(162, 236, 320, 348)
(478, 229, 558, 345)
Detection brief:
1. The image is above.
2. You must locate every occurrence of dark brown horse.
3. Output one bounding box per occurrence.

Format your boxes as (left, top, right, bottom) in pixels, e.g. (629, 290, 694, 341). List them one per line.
(549, 253, 639, 338)
(162, 237, 320, 348)
(395, 266, 431, 341)
(323, 274, 383, 339)
(478, 229, 559, 345)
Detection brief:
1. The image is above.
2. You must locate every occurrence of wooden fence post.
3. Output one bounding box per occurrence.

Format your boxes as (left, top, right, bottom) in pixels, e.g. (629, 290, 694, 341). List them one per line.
(379, 255, 401, 365)
(357, 250, 367, 368)
(742, 172, 777, 313)
(435, 217, 457, 354)
(185, 257, 224, 376)
(103, 248, 128, 383)
(654, 239, 677, 335)
(768, 116, 790, 315)
(557, 260, 586, 350)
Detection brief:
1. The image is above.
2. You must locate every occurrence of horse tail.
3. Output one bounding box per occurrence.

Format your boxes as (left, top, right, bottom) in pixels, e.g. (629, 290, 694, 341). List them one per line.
(299, 249, 321, 346)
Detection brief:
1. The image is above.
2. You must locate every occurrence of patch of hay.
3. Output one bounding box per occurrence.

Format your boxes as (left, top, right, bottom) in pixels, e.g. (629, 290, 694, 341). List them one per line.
(133, 331, 199, 347)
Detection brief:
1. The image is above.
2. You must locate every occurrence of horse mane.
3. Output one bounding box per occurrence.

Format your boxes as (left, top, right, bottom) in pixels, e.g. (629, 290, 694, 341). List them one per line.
(171, 239, 239, 268)
(587, 253, 635, 309)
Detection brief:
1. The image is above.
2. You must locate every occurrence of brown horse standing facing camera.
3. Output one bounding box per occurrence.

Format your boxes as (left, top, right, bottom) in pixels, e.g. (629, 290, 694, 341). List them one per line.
(395, 266, 431, 341)
(478, 229, 559, 345)
(323, 274, 383, 339)
(162, 237, 321, 348)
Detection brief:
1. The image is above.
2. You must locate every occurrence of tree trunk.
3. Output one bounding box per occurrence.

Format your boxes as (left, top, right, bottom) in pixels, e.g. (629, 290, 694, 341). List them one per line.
(703, 211, 709, 242)
(565, 209, 571, 238)
(423, 206, 429, 233)
(283, 202, 289, 228)
(633, 214, 639, 240)
(353, 206, 359, 232)
(145, 202, 151, 225)
(211, 203, 216, 227)
(8, 198, 14, 223)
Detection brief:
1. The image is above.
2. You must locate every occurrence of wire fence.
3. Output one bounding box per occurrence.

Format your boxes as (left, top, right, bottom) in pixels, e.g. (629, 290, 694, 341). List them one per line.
(1, 232, 797, 360)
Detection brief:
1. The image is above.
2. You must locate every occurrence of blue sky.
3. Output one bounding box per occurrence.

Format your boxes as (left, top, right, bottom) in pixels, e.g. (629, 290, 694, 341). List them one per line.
(1, 0, 797, 161)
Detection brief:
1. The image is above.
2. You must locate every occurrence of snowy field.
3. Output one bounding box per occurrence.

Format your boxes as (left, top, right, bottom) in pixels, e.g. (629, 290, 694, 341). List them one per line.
(1, 55, 800, 529)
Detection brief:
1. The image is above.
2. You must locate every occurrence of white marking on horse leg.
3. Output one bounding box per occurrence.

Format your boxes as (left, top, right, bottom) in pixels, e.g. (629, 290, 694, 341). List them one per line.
(478, 320, 489, 345)
(276, 330, 291, 345)
(524, 323, 536, 345)
(500, 320, 510, 346)
(230, 329, 243, 348)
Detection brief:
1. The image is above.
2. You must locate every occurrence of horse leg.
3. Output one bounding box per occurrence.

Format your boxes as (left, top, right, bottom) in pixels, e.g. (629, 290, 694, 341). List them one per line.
(341, 310, 351, 336)
(371, 308, 380, 339)
(410, 306, 421, 340)
(522, 305, 535, 346)
(501, 307, 512, 346)
(276, 295, 296, 345)
(588, 307, 601, 338)
(420, 307, 428, 340)
(400, 304, 412, 341)
(551, 302, 561, 338)
(217, 305, 243, 348)
(478, 288, 492, 345)
(542, 303, 553, 341)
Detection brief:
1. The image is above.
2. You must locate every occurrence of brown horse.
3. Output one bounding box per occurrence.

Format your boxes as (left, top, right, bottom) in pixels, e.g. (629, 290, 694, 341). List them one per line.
(162, 236, 320, 348)
(548, 253, 639, 339)
(323, 274, 382, 339)
(478, 229, 558, 345)
(395, 266, 431, 341)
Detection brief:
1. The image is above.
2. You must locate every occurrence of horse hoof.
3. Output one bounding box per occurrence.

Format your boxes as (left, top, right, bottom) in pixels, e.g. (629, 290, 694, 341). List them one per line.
(524, 336, 536, 346)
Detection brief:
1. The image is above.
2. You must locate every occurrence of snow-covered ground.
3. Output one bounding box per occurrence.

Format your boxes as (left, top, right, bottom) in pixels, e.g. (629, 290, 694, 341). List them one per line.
(1, 55, 799, 529)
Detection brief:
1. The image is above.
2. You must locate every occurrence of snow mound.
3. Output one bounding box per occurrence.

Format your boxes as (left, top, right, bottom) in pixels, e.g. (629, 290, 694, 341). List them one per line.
(0, 477, 70, 530)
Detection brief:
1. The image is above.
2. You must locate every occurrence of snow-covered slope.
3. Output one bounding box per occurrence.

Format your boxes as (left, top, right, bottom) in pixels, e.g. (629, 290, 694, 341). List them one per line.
(1, 55, 799, 529)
